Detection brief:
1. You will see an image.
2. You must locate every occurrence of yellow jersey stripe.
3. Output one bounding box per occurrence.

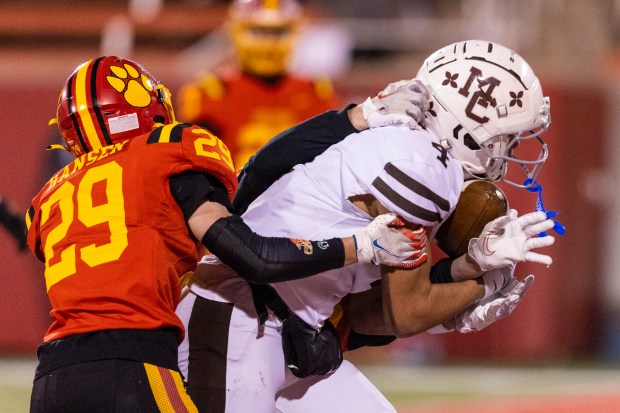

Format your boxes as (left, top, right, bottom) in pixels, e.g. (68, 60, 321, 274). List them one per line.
(157, 123, 177, 143)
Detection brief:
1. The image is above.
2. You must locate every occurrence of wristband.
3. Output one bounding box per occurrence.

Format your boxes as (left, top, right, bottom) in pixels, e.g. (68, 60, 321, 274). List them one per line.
(429, 258, 455, 284)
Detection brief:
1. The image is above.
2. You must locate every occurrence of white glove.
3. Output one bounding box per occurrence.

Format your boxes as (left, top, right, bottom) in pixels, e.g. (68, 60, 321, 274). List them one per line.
(355, 213, 428, 268)
(456, 272, 535, 333)
(480, 264, 515, 301)
(361, 79, 430, 130)
(468, 209, 555, 271)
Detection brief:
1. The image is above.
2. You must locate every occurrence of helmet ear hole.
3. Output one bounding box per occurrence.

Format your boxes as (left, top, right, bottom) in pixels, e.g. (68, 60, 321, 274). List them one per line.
(463, 134, 480, 150)
(153, 115, 166, 124)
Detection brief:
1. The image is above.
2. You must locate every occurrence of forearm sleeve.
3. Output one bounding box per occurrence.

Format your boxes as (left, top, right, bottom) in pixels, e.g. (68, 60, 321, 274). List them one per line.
(202, 215, 346, 283)
(233, 104, 358, 214)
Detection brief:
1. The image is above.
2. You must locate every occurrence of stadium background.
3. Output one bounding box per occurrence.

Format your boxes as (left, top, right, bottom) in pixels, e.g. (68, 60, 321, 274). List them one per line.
(1, 0, 619, 411)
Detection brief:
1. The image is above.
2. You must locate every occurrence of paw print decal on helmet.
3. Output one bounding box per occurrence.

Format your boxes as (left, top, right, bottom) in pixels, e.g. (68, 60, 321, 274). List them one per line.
(106, 64, 154, 107)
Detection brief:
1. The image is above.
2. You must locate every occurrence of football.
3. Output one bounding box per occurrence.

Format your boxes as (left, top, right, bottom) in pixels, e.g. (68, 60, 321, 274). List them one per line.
(434, 179, 509, 257)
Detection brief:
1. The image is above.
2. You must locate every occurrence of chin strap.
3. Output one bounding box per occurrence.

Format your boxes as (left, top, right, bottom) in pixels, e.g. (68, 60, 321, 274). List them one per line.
(524, 178, 566, 236)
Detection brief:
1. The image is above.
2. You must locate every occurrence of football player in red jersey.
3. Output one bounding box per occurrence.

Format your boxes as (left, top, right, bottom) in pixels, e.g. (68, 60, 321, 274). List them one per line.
(25, 56, 429, 412)
(178, 0, 338, 168)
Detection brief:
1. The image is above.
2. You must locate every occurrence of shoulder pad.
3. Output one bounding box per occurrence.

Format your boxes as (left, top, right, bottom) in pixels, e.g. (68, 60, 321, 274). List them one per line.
(147, 122, 193, 144)
(198, 71, 225, 101)
(313, 77, 334, 100)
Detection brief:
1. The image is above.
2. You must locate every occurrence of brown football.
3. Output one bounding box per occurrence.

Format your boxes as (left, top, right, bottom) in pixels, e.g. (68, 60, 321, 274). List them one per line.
(434, 180, 509, 257)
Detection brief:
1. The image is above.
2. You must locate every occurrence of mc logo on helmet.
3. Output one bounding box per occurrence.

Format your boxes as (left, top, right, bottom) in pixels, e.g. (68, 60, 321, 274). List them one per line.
(456, 66, 501, 124)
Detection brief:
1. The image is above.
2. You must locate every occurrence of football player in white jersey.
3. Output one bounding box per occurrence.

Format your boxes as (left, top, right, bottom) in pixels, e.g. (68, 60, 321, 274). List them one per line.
(177, 40, 556, 413)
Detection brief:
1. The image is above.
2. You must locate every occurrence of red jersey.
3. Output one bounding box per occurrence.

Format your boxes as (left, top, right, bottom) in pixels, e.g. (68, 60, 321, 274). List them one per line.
(26, 123, 238, 343)
(178, 70, 337, 167)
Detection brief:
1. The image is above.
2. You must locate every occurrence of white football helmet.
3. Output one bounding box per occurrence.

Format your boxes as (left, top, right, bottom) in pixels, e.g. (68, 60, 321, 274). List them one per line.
(417, 40, 550, 188)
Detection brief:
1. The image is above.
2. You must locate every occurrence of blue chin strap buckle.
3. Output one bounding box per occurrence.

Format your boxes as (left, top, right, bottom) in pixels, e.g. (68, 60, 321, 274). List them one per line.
(524, 178, 566, 237)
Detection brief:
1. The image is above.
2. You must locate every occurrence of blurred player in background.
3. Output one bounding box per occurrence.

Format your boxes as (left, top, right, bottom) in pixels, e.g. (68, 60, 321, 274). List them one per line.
(177, 0, 338, 168)
(177, 40, 557, 413)
(25, 56, 424, 413)
(0, 194, 27, 251)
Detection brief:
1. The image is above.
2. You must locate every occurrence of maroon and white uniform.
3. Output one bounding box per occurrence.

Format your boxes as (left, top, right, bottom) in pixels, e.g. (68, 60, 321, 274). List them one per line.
(177, 125, 463, 413)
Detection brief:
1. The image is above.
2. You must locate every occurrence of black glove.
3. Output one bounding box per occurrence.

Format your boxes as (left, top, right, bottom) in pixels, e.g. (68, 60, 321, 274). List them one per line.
(281, 315, 343, 378)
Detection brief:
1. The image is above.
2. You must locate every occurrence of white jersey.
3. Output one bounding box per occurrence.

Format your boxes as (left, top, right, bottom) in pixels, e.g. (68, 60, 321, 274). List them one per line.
(194, 126, 464, 328)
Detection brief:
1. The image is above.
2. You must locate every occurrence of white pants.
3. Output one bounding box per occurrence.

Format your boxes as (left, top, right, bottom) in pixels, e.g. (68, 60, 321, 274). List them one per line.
(177, 287, 396, 413)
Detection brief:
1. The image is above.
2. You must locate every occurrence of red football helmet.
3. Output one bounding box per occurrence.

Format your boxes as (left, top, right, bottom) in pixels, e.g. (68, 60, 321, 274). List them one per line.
(53, 56, 176, 157)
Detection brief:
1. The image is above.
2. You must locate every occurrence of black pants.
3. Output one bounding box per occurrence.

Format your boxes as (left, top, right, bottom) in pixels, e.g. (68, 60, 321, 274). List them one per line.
(30, 359, 197, 413)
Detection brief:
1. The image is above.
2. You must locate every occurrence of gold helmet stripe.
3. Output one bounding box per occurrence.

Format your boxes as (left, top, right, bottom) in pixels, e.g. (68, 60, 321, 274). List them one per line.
(74, 60, 103, 152)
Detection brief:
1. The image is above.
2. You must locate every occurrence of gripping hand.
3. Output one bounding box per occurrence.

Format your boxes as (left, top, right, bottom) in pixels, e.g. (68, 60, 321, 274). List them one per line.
(456, 271, 535, 333)
(355, 213, 428, 268)
(468, 209, 555, 271)
(480, 264, 515, 301)
(361, 79, 430, 130)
